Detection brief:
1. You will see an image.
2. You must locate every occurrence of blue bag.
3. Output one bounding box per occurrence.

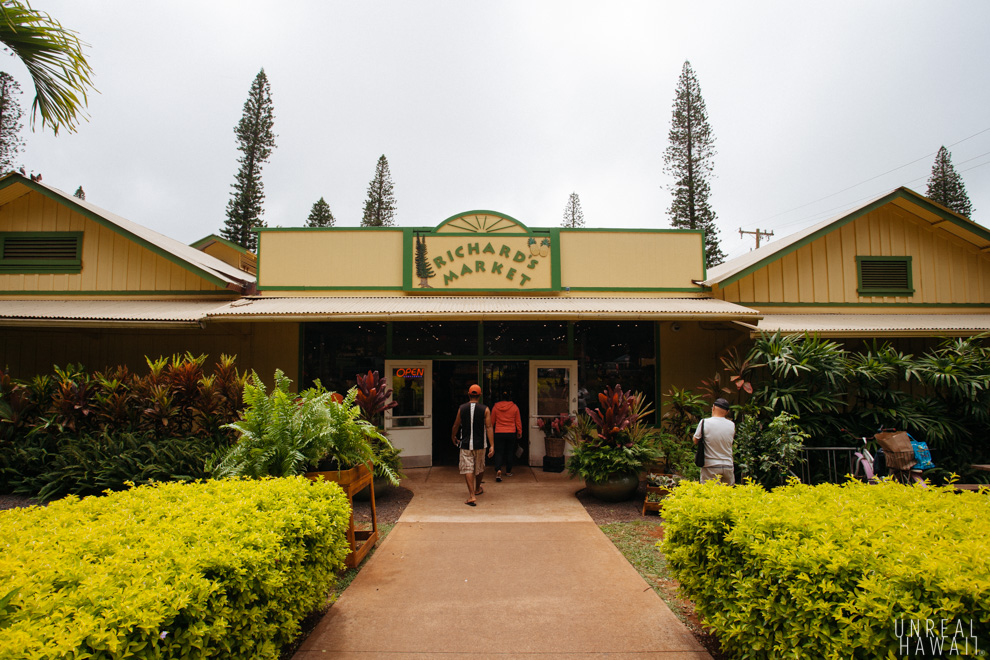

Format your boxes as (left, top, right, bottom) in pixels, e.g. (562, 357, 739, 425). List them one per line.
(908, 434, 935, 470)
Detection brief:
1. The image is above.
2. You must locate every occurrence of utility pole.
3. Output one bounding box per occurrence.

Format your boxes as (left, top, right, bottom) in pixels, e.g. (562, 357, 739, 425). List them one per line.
(739, 227, 774, 250)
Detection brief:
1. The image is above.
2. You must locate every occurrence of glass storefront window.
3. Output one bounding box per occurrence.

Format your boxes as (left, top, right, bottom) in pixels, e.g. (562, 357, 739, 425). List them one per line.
(390, 365, 426, 427)
(536, 367, 570, 417)
(302, 322, 386, 393)
(391, 321, 478, 356)
(574, 321, 656, 421)
(484, 321, 568, 356)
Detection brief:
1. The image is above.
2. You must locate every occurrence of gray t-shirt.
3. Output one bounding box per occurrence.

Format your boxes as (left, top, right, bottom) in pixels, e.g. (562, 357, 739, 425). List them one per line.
(694, 416, 735, 467)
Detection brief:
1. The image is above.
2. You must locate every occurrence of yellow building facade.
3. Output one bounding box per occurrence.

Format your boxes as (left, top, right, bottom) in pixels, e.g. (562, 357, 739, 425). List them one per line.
(2, 174, 988, 468)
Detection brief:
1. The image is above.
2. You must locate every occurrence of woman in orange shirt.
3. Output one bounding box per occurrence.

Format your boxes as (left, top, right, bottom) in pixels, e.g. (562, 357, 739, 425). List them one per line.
(491, 391, 523, 481)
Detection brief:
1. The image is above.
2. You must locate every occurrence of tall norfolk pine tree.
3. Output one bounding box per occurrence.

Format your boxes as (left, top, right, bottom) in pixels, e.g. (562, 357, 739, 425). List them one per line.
(361, 155, 396, 227)
(0, 72, 25, 172)
(562, 192, 585, 228)
(306, 197, 335, 227)
(222, 69, 276, 250)
(663, 61, 724, 267)
(926, 146, 974, 218)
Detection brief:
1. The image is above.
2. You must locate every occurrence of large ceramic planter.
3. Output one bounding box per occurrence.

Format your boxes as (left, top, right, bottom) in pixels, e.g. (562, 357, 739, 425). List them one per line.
(585, 471, 639, 502)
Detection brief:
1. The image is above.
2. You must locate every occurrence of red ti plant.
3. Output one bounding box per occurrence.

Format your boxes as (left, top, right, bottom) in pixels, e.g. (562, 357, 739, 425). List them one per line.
(354, 370, 398, 427)
(585, 384, 639, 448)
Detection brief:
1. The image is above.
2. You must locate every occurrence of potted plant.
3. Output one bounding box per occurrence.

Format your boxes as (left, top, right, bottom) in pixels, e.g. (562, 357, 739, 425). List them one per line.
(352, 370, 405, 499)
(643, 472, 680, 514)
(208, 370, 398, 484)
(565, 385, 661, 502)
(537, 412, 574, 472)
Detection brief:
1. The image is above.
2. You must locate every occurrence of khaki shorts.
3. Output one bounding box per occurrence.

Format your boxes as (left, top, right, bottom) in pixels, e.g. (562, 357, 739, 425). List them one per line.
(700, 466, 735, 486)
(459, 448, 486, 475)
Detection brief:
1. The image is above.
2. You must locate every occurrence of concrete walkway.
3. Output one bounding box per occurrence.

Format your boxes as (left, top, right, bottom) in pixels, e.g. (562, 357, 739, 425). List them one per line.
(294, 466, 711, 659)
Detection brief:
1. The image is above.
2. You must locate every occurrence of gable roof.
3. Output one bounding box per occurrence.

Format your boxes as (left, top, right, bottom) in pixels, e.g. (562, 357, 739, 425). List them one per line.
(190, 233, 254, 256)
(703, 187, 990, 289)
(0, 173, 255, 292)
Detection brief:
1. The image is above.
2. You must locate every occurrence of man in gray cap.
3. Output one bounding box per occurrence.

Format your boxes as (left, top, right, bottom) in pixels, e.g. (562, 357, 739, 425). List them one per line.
(693, 397, 735, 485)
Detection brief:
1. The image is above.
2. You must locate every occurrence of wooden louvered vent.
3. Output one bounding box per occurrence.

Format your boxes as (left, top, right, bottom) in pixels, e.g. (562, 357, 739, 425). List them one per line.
(0, 232, 82, 273)
(857, 257, 913, 295)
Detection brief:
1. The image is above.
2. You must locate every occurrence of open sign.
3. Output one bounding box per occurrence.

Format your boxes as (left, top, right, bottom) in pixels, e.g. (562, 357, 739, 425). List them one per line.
(394, 367, 425, 378)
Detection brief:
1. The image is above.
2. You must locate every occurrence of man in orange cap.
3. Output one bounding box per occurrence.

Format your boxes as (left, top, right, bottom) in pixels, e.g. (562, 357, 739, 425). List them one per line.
(451, 383, 494, 505)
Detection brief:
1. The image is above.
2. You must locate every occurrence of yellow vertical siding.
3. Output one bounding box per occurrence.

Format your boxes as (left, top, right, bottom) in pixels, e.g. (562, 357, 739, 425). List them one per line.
(0, 191, 226, 294)
(717, 206, 990, 305)
(0, 322, 300, 386)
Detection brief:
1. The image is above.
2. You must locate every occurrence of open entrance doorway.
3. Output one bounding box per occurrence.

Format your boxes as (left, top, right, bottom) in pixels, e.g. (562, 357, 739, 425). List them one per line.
(483, 360, 530, 469)
(432, 360, 531, 467)
(432, 361, 479, 466)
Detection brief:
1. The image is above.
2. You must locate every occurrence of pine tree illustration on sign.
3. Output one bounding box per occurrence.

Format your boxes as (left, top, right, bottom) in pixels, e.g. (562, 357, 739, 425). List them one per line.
(415, 235, 435, 287)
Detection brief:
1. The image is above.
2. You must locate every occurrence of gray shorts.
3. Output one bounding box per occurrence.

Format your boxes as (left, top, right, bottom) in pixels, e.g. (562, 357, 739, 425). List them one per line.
(700, 465, 735, 486)
(459, 448, 486, 475)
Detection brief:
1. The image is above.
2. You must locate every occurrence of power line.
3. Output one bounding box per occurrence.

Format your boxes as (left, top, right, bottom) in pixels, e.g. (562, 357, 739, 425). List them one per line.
(738, 126, 990, 231)
(740, 154, 990, 238)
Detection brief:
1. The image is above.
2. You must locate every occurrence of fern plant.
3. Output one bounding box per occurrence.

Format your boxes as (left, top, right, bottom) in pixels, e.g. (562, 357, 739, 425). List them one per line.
(209, 370, 399, 483)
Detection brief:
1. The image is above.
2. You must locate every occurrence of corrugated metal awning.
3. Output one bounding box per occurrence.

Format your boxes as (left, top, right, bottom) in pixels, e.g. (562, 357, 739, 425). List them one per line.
(0, 300, 231, 328)
(742, 314, 990, 337)
(206, 296, 761, 322)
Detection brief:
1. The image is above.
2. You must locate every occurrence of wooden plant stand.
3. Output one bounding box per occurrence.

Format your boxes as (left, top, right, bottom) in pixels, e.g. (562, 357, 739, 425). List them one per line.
(306, 463, 378, 568)
(642, 485, 672, 515)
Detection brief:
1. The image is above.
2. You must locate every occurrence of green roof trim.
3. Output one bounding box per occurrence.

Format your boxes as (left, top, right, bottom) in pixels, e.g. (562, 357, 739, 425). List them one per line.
(712, 188, 990, 290)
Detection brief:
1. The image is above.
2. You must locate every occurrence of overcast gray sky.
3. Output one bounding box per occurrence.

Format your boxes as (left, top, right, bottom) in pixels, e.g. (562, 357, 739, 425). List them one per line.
(7, 1, 990, 262)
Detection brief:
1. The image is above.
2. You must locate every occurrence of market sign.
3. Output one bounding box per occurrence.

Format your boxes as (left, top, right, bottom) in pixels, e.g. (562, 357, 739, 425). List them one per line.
(407, 212, 554, 292)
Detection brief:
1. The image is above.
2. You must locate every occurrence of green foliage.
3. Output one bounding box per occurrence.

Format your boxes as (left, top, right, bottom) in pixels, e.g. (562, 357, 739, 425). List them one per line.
(663, 60, 723, 267)
(661, 479, 990, 659)
(209, 370, 397, 483)
(361, 154, 396, 227)
(734, 411, 808, 489)
(0, 478, 351, 659)
(0, 71, 25, 171)
(657, 429, 700, 480)
(926, 146, 974, 217)
(0, 355, 245, 496)
(740, 333, 990, 474)
(0, 0, 95, 135)
(568, 387, 661, 483)
(661, 384, 707, 441)
(222, 68, 276, 250)
(16, 431, 228, 501)
(565, 431, 660, 483)
(306, 196, 335, 227)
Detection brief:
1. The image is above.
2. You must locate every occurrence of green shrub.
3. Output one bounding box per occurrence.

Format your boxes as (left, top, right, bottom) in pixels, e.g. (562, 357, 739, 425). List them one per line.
(0, 355, 246, 496)
(13, 431, 229, 501)
(0, 477, 351, 659)
(208, 370, 396, 482)
(661, 479, 990, 659)
(734, 411, 808, 489)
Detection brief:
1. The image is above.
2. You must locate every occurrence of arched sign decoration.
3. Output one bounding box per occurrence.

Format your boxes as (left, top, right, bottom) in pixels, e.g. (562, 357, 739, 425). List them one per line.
(394, 367, 425, 378)
(408, 211, 554, 292)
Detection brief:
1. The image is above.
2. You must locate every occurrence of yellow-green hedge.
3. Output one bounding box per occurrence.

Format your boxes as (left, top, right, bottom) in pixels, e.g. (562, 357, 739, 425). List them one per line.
(661, 480, 990, 659)
(0, 477, 352, 659)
